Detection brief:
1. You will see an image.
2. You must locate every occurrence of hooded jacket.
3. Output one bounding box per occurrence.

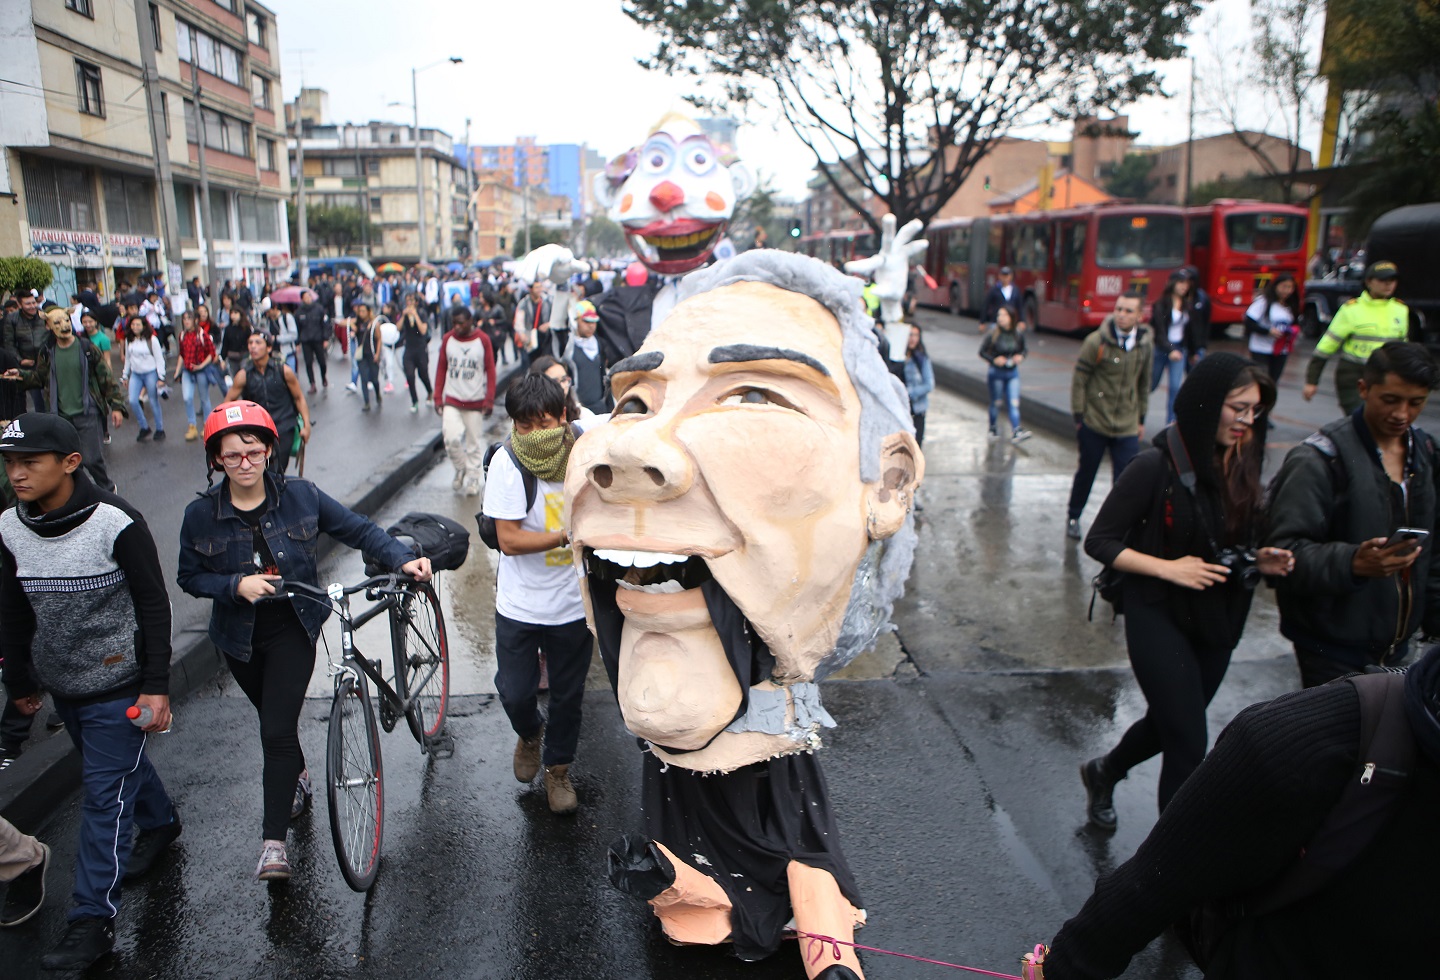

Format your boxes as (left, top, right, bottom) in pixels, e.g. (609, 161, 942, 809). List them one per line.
(1070, 315, 1153, 437)
(21, 333, 127, 420)
(1085, 353, 1271, 650)
(1265, 410, 1440, 667)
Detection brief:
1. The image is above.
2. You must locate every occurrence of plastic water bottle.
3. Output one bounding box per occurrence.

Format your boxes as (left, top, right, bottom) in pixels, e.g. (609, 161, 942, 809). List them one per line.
(126, 705, 153, 727)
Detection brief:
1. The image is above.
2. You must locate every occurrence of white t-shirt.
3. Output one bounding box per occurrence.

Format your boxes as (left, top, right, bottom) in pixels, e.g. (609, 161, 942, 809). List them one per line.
(1246, 297, 1296, 355)
(1168, 307, 1188, 345)
(481, 418, 602, 625)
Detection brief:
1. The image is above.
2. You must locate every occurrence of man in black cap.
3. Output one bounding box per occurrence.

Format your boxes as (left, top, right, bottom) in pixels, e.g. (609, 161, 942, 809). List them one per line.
(0, 414, 177, 971)
(981, 265, 1022, 331)
(1303, 260, 1409, 414)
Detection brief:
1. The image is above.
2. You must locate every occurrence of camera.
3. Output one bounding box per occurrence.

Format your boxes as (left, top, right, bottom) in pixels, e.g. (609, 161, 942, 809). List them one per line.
(1216, 548, 1262, 590)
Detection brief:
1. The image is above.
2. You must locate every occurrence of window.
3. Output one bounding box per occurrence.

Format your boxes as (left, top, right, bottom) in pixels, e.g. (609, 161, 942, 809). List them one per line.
(321, 159, 359, 177)
(22, 157, 97, 230)
(1095, 214, 1186, 270)
(246, 10, 267, 48)
(369, 196, 382, 212)
(103, 173, 158, 236)
(250, 73, 270, 109)
(149, 4, 163, 51)
(65, 0, 93, 16)
(176, 21, 243, 85)
(258, 138, 276, 171)
(1223, 212, 1307, 254)
(212, 0, 235, 10)
(174, 185, 195, 239)
(75, 61, 104, 116)
(236, 194, 277, 240)
(366, 158, 380, 175)
(209, 190, 231, 238)
(160, 92, 171, 136)
(182, 99, 252, 157)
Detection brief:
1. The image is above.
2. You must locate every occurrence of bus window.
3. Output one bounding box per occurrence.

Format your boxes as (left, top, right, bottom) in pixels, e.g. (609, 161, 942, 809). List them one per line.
(1096, 214, 1185, 269)
(946, 227, 970, 265)
(1190, 217, 1211, 249)
(987, 225, 1004, 266)
(1062, 222, 1086, 276)
(1224, 212, 1306, 253)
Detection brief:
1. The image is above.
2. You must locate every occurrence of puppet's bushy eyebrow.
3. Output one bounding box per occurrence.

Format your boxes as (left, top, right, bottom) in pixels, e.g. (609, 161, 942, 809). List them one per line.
(707, 345, 831, 378)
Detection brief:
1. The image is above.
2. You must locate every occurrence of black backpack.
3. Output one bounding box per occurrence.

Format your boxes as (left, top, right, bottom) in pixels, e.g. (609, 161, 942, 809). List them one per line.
(474, 422, 581, 551)
(1177, 669, 1416, 968)
(366, 512, 470, 573)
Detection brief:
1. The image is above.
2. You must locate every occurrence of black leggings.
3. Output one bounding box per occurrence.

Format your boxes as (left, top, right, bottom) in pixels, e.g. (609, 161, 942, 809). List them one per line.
(226, 610, 316, 840)
(300, 339, 328, 385)
(402, 346, 432, 405)
(1106, 583, 1234, 812)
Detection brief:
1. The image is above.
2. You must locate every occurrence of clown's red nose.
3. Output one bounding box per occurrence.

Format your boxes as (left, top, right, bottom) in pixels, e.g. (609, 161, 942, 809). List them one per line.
(648, 180, 685, 213)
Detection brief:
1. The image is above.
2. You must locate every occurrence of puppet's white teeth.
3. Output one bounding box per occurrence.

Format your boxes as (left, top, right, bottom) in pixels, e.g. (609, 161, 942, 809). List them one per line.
(615, 579, 686, 594)
(595, 549, 688, 568)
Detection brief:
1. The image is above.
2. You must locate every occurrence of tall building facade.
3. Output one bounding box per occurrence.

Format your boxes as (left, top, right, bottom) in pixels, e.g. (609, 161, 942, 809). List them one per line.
(1, 0, 292, 302)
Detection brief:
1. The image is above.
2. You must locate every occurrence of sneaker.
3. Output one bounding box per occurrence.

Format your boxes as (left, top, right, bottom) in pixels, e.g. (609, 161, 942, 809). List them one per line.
(543, 764, 578, 815)
(346, 383, 358, 394)
(409, 402, 418, 414)
(124, 809, 182, 882)
(256, 840, 291, 881)
(290, 771, 313, 820)
(383, 383, 394, 393)
(452, 469, 467, 492)
(1011, 428, 1033, 444)
(987, 427, 998, 442)
(184, 424, 198, 442)
(40, 916, 114, 970)
(463, 479, 480, 497)
(0, 842, 48, 927)
(224, 374, 233, 388)
(0, 748, 18, 773)
(361, 403, 371, 412)
(1066, 518, 1082, 540)
(103, 433, 111, 445)
(322, 379, 328, 389)
(308, 384, 317, 394)
(153, 429, 166, 441)
(136, 429, 151, 442)
(513, 728, 543, 783)
(1081, 757, 1119, 832)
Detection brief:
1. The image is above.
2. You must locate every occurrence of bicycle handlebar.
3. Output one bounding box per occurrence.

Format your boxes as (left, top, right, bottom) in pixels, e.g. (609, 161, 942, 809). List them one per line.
(257, 573, 412, 605)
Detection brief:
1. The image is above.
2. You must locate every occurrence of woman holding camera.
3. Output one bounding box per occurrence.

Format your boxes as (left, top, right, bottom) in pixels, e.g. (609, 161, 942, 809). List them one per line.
(1080, 353, 1294, 829)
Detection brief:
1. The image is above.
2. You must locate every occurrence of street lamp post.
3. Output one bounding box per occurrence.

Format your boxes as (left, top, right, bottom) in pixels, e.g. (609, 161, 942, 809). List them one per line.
(411, 57, 462, 265)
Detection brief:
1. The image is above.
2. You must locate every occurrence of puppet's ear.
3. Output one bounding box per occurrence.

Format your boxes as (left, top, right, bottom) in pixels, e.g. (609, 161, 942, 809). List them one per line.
(866, 431, 923, 540)
(593, 171, 617, 210)
(729, 162, 755, 202)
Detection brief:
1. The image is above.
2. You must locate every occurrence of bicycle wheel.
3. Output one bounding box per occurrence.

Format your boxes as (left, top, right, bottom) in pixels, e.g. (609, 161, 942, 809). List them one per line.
(327, 672, 384, 892)
(390, 580, 450, 744)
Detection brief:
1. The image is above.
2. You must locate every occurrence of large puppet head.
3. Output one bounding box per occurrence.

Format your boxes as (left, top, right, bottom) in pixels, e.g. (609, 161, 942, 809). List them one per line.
(566, 251, 923, 773)
(593, 113, 753, 276)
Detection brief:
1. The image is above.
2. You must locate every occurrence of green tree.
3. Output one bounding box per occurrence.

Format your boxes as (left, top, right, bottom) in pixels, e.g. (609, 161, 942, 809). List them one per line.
(285, 202, 377, 257)
(623, 0, 1199, 234)
(582, 214, 627, 257)
(1188, 175, 1286, 205)
(512, 223, 573, 258)
(0, 257, 54, 298)
(1104, 154, 1156, 200)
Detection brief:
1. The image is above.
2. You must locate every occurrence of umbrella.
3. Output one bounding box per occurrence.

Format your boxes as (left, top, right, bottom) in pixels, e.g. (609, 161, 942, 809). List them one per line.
(267, 286, 304, 305)
(413, 262, 437, 272)
(376, 262, 404, 274)
(445, 261, 465, 273)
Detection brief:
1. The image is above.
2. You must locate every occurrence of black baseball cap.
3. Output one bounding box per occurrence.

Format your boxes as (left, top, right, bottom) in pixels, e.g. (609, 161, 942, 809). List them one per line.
(1365, 261, 1399, 281)
(0, 414, 83, 456)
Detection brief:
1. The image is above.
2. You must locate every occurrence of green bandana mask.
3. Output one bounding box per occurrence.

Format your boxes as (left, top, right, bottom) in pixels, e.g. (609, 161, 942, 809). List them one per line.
(510, 423, 574, 482)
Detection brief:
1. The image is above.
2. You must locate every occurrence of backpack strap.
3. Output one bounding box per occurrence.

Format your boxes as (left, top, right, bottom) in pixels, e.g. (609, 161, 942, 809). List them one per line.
(502, 440, 538, 514)
(1245, 670, 1415, 917)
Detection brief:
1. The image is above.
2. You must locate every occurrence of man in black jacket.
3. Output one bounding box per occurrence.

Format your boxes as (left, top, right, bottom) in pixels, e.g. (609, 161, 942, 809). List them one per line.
(295, 290, 330, 393)
(980, 266, 1022, 329)
(1266, 342, 1440, 687)
(1, 291, 49, 412)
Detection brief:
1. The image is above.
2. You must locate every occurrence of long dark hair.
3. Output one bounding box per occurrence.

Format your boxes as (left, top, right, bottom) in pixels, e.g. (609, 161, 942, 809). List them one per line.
(1158, 270, 1196, 316)
(1261, 273, 1299, 316)
(1219, 364, 1277, 540)
(528, 355, 582, 422)
(125, 315, 153, 342)
(907, 324, 928, 360)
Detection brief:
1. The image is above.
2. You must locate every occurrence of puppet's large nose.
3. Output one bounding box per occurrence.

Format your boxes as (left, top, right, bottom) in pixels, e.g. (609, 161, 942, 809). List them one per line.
(587, 422, 692, 503)
(648, 180, 685, 214)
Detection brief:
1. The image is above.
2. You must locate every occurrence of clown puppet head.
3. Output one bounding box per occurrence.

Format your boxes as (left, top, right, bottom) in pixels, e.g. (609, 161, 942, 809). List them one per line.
(593, 113, 754, 276)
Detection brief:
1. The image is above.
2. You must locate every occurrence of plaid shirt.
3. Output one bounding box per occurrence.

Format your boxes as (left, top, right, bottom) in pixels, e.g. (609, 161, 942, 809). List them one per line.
(178, 329, 216, 372)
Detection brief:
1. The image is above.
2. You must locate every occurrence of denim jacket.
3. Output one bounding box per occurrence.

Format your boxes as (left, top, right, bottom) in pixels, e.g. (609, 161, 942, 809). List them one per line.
(177, 471, 415, 660)
(904, 353, 935, 415)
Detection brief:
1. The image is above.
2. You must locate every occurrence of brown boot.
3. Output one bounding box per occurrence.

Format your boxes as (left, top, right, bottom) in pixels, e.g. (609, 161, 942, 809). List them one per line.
(544, 764, 578, 815)
(513, 728, 543, 783)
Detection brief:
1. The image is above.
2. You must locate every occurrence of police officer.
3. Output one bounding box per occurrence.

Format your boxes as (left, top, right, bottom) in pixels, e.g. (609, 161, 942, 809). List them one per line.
(1303, 260, 1408, 414)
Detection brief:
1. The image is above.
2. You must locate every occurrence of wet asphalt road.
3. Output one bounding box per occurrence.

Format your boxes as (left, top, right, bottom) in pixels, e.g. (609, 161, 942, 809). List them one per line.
(1, 373, 1306, 979)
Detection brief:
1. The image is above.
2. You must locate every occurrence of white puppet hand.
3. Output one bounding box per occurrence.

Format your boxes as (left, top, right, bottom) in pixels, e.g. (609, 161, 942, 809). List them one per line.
(844, 214, 927, 325)
(517, 244, 591, 286)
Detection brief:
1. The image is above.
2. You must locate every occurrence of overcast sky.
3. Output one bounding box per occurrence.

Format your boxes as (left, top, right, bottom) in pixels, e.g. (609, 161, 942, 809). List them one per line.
(270, 0, 1306, 203)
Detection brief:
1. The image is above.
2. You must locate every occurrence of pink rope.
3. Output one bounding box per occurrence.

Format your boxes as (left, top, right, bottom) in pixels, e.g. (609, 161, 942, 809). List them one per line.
(796, 931, 1028, 979)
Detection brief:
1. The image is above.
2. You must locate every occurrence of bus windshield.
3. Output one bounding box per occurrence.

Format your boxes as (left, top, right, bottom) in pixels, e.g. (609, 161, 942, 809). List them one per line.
(1223, 212, 1306, 253)
(1095, 214, 1186, 269)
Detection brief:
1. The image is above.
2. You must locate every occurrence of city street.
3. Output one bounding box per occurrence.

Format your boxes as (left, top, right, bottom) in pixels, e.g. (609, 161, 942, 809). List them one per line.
(0, 380, 1303, 979)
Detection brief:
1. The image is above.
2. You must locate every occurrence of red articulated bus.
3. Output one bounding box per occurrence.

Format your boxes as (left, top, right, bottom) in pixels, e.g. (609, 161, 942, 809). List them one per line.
(1187, 200, 1309, 326)
(797, 229, 878, 268)
(919, 203, 1189, 333)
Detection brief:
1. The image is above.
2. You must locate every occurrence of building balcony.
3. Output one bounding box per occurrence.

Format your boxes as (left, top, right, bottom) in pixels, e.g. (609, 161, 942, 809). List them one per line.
(179, 64, 253, 111)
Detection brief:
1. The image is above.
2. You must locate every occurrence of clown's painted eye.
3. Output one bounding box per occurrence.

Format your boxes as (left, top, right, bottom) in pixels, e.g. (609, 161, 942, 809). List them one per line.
(684, 146, 716, 176)
(642, 142, 673, 174)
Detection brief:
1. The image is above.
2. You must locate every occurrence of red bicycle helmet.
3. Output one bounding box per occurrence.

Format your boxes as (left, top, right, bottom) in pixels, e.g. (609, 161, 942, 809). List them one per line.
(203, 400, 278, 453)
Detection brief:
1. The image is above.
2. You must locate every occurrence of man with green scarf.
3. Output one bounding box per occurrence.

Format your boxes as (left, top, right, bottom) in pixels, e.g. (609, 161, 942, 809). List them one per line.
(480, 373, 598, 815)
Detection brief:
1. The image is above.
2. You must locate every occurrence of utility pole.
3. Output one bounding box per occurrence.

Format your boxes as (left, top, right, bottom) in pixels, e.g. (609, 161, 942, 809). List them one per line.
(188, 31, 219, 298)
(293, 95, 308, 285)
(1184, 55, 1196, 208)
(522, 181, 530, 256)
(412, 68, 426, 265)
(134, 0, 184, 299)
(464, 117, 476, 262)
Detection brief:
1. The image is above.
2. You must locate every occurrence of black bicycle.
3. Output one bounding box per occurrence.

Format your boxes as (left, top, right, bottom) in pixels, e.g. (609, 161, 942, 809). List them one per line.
(266, 574, 450, 891)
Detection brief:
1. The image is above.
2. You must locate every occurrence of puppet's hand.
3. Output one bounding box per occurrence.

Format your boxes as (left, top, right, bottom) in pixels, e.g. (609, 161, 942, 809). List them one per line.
(518, 244, 591, 285)
(844, 214, 927, 323)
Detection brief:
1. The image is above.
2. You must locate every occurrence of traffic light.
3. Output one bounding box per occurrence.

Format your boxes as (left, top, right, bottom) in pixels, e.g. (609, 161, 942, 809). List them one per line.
(984, 174, 991, 190)
(789, 220, 802, 239)
(498, 235, 506, 250)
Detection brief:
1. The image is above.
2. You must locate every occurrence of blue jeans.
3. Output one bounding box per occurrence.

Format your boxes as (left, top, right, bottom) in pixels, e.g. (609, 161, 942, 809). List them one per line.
(987, 366, 1022, 432)
(180, 368, 212, 427)
(1151, 348, 1187, 424)
(493, 614, 594, 767)
(1067, 422, 1141, 521)
(128, 369, 163, 432)
(53, 696, 176, 922)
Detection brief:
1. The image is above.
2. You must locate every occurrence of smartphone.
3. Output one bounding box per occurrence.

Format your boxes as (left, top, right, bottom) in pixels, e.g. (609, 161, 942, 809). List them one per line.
(1384, 527, 1430, 550)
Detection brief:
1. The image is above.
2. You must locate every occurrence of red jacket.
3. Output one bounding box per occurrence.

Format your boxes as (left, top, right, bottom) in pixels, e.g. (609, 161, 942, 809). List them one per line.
(433, 329, 496, 412)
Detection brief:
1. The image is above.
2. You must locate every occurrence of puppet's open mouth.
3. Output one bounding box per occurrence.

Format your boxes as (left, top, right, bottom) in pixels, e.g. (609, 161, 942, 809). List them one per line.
(589, 549, 714, 595)
(625, 222, 726, 274)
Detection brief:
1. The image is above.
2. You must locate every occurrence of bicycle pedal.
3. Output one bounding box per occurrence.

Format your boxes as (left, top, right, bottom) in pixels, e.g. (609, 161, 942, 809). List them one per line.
(426, 733, 455, 759)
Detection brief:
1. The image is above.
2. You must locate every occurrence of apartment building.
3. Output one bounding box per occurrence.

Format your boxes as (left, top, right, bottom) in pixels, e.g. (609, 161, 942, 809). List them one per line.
(0, 0, 291, 302)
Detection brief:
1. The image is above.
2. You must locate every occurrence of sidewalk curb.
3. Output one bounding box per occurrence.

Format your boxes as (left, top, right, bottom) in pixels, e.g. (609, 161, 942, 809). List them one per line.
(0, 364, 522, 831)
(932, 361, 1077, 442)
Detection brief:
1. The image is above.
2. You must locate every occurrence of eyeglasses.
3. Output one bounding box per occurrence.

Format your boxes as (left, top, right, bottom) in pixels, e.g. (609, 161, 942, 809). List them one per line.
(1224, 403, 1266, 423)
(218, 449, 268, 467)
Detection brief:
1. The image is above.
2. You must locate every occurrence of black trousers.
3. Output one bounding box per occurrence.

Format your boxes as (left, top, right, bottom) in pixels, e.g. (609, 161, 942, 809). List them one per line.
(0, 696, 35, 754)
(1106, 583, 1235, 812)
(267, 424, 296, 474)
(402, 346, 432, 405)
(226, 611, 316, 841)
(911, 411, 927, 447)
(300, 340, 328, 386)
(1254, 351, 1289, 383)
(493, 614, 593, 767)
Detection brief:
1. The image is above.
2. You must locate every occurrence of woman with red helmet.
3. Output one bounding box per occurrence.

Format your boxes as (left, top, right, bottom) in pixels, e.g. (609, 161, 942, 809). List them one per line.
(176, 400, 432, 881)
